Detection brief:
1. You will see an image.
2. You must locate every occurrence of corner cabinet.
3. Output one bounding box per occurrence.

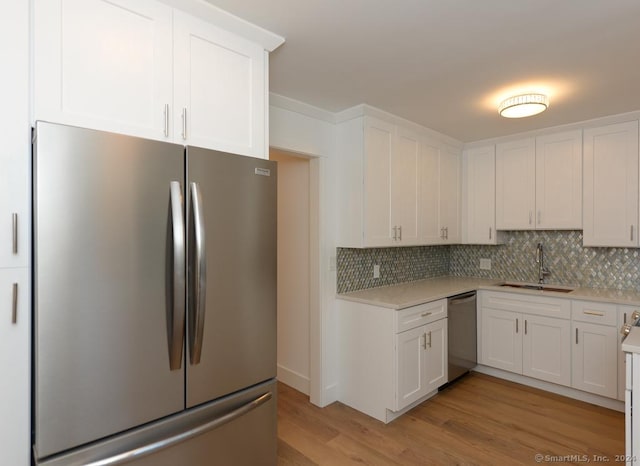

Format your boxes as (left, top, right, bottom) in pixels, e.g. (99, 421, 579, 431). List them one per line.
(33, 0, 280, 158)
(336, 113, 461, 248)
(583, 121, 639, 247)
(338, 299, 447, 423)
(0, 1, 30, 465)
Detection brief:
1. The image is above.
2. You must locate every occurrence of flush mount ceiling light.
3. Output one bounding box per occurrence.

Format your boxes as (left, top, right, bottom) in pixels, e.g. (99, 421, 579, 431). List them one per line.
(498, 93, 549, 118)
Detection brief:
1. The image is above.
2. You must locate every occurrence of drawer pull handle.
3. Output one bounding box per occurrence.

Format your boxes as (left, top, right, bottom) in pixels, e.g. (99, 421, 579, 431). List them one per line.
(583, 310, 605, 317)
(11, 283, 18, 324)
(421, 312, 432, 317)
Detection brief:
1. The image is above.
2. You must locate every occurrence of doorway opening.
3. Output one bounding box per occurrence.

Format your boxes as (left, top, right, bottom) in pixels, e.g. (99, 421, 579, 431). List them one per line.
(270, 149, 320, 397)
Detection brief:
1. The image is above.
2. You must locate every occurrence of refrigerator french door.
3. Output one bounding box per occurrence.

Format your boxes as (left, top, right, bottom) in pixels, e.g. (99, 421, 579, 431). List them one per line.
(33, 122, 277, 466)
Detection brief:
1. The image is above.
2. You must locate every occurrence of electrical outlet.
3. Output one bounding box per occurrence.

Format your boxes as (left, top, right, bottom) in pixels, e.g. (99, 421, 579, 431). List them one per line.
(373, 264, 380, 278)
(479, 258, 491, 270)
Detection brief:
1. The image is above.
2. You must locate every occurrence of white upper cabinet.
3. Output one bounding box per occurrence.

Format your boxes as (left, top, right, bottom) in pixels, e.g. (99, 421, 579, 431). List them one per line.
(535, 130, 583, 229)
(174, 11, 266, 157)
(337, 114, 456, 248)
(419, 140, 441, 244)
(495, 131, 583, 231)
(34, 0, 173, 141)
(583, 121, 639, 247)
(392, 128, 420, 245)
(462, 145, 502, 244)
(439, 147, 461, 243)
(34, 0, 279, 158)
(496, 138, 536, 229)
(419, 141, 461, 245)
(363, 117, 395, 247)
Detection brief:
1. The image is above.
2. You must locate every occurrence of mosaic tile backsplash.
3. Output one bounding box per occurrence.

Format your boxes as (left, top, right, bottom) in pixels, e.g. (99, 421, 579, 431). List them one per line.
(337, 230, 640, 293)
(337, 246, 449, 293)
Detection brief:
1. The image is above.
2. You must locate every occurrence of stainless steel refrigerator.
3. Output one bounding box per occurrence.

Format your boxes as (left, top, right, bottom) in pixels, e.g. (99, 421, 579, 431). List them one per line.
(32, 122, 277, 466)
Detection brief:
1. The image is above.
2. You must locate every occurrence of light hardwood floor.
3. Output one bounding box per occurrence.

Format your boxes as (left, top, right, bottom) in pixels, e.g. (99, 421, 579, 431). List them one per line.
(277, 373, 624, 465)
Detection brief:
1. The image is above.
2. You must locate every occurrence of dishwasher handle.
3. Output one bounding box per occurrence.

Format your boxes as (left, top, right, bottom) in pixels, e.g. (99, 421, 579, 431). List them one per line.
(448, 293, 476, 305)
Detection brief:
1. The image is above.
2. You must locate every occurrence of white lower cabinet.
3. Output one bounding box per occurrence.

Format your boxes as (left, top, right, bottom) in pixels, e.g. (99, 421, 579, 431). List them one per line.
(480, 292, 622, 400)
(480, 307, 570, 386)
(619, 305, 639, 401)
(396, 318, 447, 410)
(0, 268, 29, 466)
(338, 298, 447, 423)
(571, 300, 619, 399)
(572, 321, 618, 398)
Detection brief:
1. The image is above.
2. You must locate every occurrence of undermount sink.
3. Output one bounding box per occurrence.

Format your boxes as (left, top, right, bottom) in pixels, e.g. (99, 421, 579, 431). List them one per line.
(499, 282, 574, 293)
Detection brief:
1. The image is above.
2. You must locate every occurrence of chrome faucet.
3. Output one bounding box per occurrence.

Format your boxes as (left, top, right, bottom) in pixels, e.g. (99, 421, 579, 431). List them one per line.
(536, 243, 551, 284)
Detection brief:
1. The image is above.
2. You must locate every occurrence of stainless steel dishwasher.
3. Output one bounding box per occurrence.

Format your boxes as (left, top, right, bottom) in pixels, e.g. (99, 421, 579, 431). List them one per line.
(446, 292, 477, 383)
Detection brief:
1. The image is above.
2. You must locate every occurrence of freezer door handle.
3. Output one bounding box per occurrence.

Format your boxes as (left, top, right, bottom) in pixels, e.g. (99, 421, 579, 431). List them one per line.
(82, 391, 272, 466)
(188, 182, 207, 365)
(168, 181, 186, 371)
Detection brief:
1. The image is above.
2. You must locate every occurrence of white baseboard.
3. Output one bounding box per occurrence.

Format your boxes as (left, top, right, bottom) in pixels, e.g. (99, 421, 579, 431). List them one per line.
(474, 365, 624, 412)
(277, 364, 310, 395)
(322, 383, 339, 406)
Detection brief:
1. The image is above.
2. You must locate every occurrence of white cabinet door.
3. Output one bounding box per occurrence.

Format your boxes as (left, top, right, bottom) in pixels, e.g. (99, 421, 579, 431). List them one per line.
(535, 130, 583, 229)
(0, 269, 29, 466)
(463, 145, 497, 244)
(0, 1, 29, 269)
(522, 315, 570, 387)
(440, 147, 461, 243)
(392, 128, 420, 245)
(396, 325, 428, 410)
(34, 0, 173, 141)
(496, 138, 536, 229)
(423, 318, 448, 392)
(174, 11, 266, 157)
(572, 322, 618, 398)
(362, 118, 394, 247)
(480, 308, 522, 374)
(419, 140, 441, 244)
(583, 121, 639, 247)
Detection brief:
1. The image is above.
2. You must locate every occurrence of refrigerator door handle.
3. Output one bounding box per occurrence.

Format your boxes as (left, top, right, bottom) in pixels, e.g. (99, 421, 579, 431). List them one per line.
(188, 182, 207, 365)
(168, 181, 186, 371)
(82, 391, 272, 466)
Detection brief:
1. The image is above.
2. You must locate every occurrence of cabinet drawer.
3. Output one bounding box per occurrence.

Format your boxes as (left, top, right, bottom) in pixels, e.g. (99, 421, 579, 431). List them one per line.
(395, 299, 447, 333)
(571, 300, 617, 326)
(481, 291, 570, 319)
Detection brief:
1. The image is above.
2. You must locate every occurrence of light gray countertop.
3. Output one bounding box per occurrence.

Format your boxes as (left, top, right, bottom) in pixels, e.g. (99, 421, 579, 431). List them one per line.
(336, 275, 640, 310)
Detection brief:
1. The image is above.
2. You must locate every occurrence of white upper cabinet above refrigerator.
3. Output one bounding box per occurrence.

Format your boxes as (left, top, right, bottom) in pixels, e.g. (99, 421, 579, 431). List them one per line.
(34, 0, 173, 142)
(174, 11, 267, 158)
(33, 0, 283, 158)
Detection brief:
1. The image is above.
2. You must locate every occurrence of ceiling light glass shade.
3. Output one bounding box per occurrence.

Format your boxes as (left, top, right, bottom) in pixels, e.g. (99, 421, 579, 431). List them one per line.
(498, 93, 549, 118)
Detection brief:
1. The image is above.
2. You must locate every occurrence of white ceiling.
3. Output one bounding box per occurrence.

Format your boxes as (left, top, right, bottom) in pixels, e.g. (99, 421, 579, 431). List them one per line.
(205, 0, 640, 142)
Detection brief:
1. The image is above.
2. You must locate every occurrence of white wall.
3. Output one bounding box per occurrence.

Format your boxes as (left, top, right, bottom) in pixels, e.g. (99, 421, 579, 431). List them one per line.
(269, 93, 339, 406)
(270, 150, 311, 394)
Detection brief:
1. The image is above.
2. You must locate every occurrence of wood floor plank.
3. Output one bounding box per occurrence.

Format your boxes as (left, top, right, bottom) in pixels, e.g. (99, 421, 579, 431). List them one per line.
(277, 373, 624, 465)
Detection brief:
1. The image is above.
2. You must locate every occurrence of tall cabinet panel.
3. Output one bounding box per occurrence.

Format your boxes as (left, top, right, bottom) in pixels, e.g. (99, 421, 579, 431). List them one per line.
(174, 11, 266, 158)
(34, 0, 173, 141)
(496, 138, 536, 229)
(583, 121, 639, 247)
(0, 2, 30, 465)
